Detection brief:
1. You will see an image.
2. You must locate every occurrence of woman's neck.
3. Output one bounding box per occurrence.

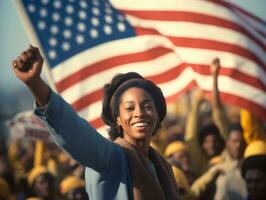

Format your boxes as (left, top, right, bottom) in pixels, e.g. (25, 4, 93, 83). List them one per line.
(123, 136, 151, 158)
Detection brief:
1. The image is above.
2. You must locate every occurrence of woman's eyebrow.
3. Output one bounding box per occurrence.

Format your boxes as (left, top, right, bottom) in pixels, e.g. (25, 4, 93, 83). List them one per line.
(122, 98, 153, 104)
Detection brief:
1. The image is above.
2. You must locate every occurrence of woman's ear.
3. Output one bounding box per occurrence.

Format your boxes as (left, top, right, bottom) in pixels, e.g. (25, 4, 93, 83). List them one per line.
(116, 116, 121, 126)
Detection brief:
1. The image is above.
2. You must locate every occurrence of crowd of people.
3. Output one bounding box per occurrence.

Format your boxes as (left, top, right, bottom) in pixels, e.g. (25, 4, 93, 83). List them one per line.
(0, 46, 265, 200)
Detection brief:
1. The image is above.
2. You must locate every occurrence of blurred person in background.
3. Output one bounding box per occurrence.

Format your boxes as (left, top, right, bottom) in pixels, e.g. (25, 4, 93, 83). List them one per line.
(60, 176, 89, 200)
(213, 124, 247, 200)
(165, 141, 196, 184)
(210, 59, 247, 200)
(27, 166, 59, 200)
(0, 177, 11, 200)
(184, 87, 225, 178)
(241, 140, 266, 200)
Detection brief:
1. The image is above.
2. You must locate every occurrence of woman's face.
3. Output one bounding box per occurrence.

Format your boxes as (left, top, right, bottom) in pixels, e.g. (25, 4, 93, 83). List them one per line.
(117, 87, 159, 143)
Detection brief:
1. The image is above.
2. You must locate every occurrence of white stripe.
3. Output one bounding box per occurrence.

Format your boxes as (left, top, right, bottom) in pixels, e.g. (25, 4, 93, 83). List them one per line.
(174, 47, 266, 86)
(60, 51, 181, 104)
(58, 42, 266, 105)
(52, 35, 175, 82)
(127, 16, 266, 62)
(77, 66, 266, 122)
(95, 126, 109, 138)
(112, 0, 265, 44)
(158, 68, 266, 107)
(53, 32, 265, 88)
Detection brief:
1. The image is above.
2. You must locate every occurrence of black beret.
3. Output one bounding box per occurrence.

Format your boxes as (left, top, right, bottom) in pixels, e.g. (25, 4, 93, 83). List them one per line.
(241, 155, 266, 178)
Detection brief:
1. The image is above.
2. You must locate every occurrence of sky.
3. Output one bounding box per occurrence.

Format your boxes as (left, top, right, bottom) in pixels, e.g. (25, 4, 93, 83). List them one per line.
(0, 0, 265, 117)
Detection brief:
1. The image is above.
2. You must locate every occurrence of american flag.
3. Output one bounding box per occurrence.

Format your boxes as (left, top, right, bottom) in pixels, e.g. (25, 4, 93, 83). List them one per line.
(15, 0, 266, 134)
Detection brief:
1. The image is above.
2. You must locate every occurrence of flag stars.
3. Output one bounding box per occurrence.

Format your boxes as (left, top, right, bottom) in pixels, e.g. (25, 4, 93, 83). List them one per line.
(39, 8, 48, 18)
(92, 0, 100, 6)
(105, 7, 112, 15)
(79, 1, 88, 9)
(90, 29, 98, 38)
(63, 30, 72, 39)
(117, 14, 125, 21)
(92, 7, 100, 16)
(66, 5, 74, 14)
(91, 17, 100, 26)
(104, 25, 112, 35)
(50, 25, 59, 34)
(49, 38, 57, 47)
(77, 23, 86, 32)
(117, 22, 126, 32)
(37, 21, 46, 30)
(28, 4, 36, 13)
(65, 17, 73, 26)
(41, 0, 49, 5)
(105, 15, 113, 24)
(76, 35, 85, 44)
(79, 11, 87, 20)
(62, 42, 71, 51)
(52, 13, 60, 22)
(53, 0, 62, 9)
(48, 50, 57, 59)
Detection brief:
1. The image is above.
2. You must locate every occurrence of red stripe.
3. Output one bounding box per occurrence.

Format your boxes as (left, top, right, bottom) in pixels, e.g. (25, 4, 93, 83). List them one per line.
(136, 27, 265, 71)
(164, 80, 197, 103)
(88, 117, 105, 129)
(170, 37, 265, 71)
(72, 89, 103, 111)
(121, 10, 265, 50)
(147, 63, 266, 92)
(86, 83, 266, 130)
(220, 93, 266, 122)
(55, 46, 173, 92)
(69, 63, 265, 112)
(205, 91, 266, 122)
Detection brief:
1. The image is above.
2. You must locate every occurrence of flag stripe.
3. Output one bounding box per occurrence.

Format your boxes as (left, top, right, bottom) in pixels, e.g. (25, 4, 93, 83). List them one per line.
(55, 46, 173, 92)
(55, 30, 265, 94)
(70, 63, 266, 113)
(121, 10, 265, 48)
(137, 27, 265, 70)
(51, 36, 266, 88)
(127, 16, 265, 56)
(83, 82, 266, 131)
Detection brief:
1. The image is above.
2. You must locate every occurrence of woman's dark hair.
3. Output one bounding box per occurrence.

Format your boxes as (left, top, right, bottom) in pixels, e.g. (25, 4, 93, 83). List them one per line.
(101, 72, 166, 141)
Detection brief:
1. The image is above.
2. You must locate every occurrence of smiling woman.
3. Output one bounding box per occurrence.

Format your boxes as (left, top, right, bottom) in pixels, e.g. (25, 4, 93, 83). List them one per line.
(12, 46, 179, 200)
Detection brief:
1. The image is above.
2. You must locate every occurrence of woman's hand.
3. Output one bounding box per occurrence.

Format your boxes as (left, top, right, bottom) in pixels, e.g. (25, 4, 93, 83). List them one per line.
(12, 45, 43, 86)
(12, 45, 50, 107)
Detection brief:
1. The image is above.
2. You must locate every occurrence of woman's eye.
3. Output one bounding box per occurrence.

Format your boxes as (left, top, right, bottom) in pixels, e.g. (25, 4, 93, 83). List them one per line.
(125, 107, 133, 111)
(144, 105, 152, 110)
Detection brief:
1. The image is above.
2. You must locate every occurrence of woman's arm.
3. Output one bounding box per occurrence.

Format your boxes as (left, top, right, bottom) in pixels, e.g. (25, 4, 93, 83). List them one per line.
(12, 45, 117, 172)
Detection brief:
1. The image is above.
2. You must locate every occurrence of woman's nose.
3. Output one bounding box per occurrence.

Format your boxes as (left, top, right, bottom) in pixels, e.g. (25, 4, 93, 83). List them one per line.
(134, 106, 145, 117)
